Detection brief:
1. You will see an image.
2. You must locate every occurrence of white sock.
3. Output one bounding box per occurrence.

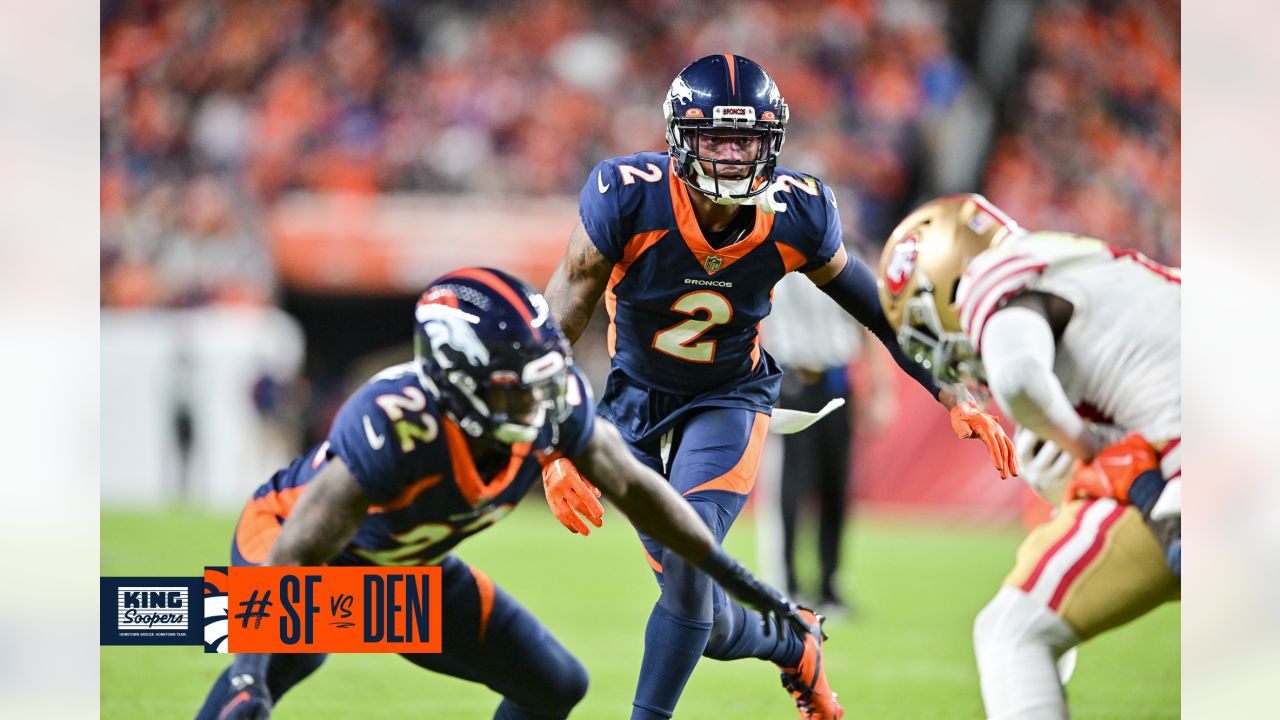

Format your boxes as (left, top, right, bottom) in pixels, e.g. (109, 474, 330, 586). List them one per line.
(973, 587, 1079, 720)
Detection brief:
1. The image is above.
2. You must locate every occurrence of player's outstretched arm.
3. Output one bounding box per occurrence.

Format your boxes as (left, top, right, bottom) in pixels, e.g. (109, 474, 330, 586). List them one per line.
(808, 245, 946, 401)
(571, 419, 814, 637)
(810, 245, 1018, 477)
(264, 457, 372, 566)
(544, 220, 614, 345)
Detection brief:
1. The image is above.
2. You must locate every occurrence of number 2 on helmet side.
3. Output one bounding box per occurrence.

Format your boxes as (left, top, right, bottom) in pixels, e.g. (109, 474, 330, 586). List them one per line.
(651, 290, 733, 363)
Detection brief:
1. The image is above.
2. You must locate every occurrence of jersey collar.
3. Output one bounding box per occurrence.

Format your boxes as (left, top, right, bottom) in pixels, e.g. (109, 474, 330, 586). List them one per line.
(668, 157, 775, 275)
(442, 419, 531, 507)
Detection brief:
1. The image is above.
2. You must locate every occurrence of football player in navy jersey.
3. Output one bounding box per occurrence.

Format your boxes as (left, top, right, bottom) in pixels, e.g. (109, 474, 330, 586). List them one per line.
(196, 267, 810, 720)
(544, 54, 1019, 720)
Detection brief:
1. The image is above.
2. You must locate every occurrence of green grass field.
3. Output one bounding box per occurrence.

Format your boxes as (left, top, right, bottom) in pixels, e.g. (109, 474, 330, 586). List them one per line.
(102, 503, 1179, 719)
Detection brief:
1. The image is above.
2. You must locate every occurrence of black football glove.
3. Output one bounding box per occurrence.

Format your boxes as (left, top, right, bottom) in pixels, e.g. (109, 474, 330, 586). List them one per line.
(217, 672, 272, 720)
(697, 547, 820, 639)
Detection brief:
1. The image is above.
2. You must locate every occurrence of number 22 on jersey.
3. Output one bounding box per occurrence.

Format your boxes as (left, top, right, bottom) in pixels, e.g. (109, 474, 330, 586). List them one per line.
(652, 290, 733, 363)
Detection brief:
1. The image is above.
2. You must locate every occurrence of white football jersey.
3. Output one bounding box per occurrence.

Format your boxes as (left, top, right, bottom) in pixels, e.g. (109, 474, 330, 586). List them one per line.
(956, 231, 1181, 445)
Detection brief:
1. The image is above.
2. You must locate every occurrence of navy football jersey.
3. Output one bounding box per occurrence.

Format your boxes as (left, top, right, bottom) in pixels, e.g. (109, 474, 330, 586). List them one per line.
(251, 362, 595, 567)
(579, 151, 841, 433)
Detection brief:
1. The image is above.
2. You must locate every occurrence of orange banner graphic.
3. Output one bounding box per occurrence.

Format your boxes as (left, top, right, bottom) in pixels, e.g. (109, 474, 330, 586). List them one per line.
(226, 566, 442, 653)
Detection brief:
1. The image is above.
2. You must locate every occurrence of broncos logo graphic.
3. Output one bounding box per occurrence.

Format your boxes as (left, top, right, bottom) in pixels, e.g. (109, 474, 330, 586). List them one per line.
(415, 303, 490, 368)
(767, 80, 782, 107)
(668, 75, 694, 105)
(203, 567, 230, 653)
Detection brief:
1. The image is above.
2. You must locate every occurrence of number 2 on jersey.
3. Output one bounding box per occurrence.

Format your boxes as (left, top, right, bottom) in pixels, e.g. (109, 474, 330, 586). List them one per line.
(652, 290, 733, 363)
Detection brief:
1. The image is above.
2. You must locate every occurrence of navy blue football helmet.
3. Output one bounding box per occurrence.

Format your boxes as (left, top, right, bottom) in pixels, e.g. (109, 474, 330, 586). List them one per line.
(412, 268, 572, 445)
(664, 53, 789, 203)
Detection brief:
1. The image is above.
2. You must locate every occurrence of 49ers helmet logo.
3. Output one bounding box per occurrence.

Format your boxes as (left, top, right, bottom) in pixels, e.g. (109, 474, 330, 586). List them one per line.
(885, 236, 919, 295)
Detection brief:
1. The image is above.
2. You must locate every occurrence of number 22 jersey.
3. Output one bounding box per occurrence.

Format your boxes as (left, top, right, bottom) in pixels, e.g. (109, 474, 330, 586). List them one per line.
(233, 362, 595, 567)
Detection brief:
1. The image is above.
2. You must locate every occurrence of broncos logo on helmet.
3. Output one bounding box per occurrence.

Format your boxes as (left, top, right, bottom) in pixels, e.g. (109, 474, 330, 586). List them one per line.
(415, 303, 491, 369)
(667, 75, 695, 107)
(413, 268, 573, 446)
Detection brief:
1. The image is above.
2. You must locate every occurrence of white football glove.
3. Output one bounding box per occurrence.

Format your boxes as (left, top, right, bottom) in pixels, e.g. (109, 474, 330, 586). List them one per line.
(1014, 427, 1074, 504)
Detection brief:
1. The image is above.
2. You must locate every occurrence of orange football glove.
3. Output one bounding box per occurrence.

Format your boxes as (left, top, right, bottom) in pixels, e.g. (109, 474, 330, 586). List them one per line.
(1063, 432, 1158, 503)
(950, 401, 1019, 479)
(542, 457, 604, 536)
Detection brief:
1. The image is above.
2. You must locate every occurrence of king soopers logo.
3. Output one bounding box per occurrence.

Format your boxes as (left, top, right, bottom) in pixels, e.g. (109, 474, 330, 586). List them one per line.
(118, 586, 188, 630)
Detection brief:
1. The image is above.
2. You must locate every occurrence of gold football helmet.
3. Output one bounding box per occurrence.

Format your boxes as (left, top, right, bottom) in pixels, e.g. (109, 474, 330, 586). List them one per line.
(876, 193, 1020, 388)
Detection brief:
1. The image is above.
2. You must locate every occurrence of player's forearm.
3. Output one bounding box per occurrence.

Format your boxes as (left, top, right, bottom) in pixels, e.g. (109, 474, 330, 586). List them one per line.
(815, 255, 942, 399)
(616, 475, 717, 561)
(982, 308, 1092, 460)
(265, 521, 356, 567)
(575, 422, 717, 561)
(264, 463, 371, 566)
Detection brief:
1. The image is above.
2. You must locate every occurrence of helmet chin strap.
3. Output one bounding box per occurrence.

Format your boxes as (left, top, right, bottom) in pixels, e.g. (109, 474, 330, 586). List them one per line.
(492, 405, 546, 445)
(690, 161, 789, 214)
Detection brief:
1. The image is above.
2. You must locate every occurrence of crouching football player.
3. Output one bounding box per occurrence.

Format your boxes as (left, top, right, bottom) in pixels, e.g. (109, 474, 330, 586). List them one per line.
(877, 195, 1181, 719)
(196, 268, 812, 720)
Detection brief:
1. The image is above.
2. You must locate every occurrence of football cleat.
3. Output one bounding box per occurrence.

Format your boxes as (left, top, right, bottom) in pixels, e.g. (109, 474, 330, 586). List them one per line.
(217, 673, 272, 720)
(778, 609, 844, 719)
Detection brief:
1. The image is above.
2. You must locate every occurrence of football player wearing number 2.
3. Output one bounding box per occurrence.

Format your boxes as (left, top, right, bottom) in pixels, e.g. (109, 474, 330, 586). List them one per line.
(543, 54, 1017, 720)
(195, 268, 810, 720)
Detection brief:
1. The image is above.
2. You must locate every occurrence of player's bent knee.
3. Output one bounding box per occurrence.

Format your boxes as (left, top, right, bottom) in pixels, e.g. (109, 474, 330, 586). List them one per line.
(974, 587, 1077, 664)
(656, 552, 714, 621)
(702, 610, 735, 660)
(536, 654, 589, 713)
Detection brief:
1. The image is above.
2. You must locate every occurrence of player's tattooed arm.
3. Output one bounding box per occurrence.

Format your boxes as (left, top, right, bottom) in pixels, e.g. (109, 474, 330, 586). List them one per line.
(265, 457, 371, 566)
(545, 220, 613, 345)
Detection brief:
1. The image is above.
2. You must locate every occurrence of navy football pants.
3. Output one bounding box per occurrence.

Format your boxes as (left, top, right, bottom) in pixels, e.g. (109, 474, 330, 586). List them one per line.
(195, 554, 587, 720)
(630, 407, 802, 719)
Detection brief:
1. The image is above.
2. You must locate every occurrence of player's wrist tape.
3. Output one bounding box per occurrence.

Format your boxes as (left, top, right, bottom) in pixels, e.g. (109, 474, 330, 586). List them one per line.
(1126, 469, 1165, 518)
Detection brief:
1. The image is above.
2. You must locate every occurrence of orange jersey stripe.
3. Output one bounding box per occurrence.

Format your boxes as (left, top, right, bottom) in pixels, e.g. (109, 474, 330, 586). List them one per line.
(643, 545, 664, 574)
(606, 229, 667, 357)
(605, 276, 619, 357)
(621, 229, 667, 266)
(368, 474, 444, 514)
(683, 412, 770, 496)
(775, 241, 808, 273)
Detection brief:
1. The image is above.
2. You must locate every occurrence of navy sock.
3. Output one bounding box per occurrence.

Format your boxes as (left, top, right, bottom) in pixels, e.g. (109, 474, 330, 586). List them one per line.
(630, 602, 714, 719)
(194, 667, 234, 720)
(703, 602, 804, 667)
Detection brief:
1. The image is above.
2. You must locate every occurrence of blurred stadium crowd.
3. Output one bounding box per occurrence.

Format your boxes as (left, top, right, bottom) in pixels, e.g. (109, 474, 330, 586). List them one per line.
(101, 0, 1179, 310)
